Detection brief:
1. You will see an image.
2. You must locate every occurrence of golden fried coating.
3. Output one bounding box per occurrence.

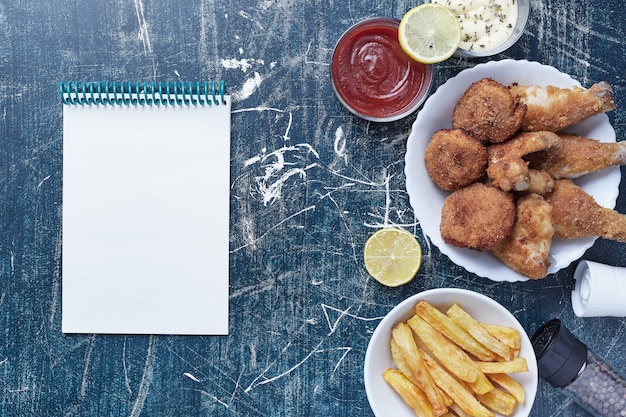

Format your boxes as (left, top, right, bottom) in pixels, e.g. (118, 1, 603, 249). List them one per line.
(452, 78, 527, 144)
(487, 131, 561, 192)
(440, 183, 516, 251)
(526, 133, 626, 179)
(547, 179, 626, 242)
(526, 169, 555, 196)
(492, 194, 555, 280)
(510, 81, 615, 132)
(424, 129, 488, 192)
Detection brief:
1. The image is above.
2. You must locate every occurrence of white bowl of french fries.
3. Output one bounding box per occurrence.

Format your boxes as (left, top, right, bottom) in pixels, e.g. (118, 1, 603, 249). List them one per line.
(364, 288, 538, 417)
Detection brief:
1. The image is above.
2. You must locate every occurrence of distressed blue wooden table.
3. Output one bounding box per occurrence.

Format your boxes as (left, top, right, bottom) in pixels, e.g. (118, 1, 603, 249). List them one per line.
(1, 1, 625, 416)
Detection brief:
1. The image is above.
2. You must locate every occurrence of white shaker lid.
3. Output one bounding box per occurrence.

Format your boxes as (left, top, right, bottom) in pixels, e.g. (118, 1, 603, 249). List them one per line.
(572, 260, 626, 318)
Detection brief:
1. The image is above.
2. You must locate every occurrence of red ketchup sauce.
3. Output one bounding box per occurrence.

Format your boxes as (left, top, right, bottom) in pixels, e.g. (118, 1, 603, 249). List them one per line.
(331, 18, 432, 122)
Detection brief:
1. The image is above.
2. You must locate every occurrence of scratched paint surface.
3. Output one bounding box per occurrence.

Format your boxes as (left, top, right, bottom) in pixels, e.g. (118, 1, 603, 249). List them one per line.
(0, 0, 625, 416)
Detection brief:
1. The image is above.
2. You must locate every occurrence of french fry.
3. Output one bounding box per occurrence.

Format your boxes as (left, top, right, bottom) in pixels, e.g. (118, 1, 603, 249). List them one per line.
(488, 373, 525, 405)
(480, 323, 521, 354)
(475, 357, 528, 374)
(449, 403, 474, 417)
(421, 349, 495, 417)
(447, 304, 514, 361)
(392, 323, 449, 416)
(391, 339, 415, 380)
(476, 387, 517, 416)
(382, 368, 435, 417)
(467, 369, 494, 396)
(397, 331, 453, 407)
(391, 339, 454, 411)
(407, 314, 479, 383)
(415, 300, 497, 362)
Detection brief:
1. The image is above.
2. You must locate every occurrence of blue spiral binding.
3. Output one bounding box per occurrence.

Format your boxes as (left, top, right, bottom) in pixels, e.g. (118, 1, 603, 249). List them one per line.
(59, 80, 227, 106)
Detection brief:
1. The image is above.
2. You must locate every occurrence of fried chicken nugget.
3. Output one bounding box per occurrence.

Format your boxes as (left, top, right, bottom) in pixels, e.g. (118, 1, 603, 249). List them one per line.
(425, 129, 488, 192)
(492, 194, 555, 279)
(452, 78, 527, 144)
(440, 183, 516, 251)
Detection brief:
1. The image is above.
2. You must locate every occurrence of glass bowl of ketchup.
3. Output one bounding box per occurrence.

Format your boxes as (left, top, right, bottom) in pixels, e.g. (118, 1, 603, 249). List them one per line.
(331, 17, 433, 122)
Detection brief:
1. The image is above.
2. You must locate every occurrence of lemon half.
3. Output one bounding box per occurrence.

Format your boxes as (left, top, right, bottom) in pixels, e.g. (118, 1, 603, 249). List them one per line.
(364, 228, 422, 287)
(398, 3, 461, 64)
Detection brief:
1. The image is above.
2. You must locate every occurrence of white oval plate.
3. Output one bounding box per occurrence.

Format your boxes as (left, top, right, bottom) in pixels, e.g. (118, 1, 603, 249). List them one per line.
(364, 288, 538, 417)
(405, 59, 621, 282)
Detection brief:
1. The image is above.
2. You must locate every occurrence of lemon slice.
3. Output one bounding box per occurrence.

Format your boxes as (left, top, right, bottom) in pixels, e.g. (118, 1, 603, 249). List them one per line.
(363, 228, 422, 287)
(398, 3, 461, 64)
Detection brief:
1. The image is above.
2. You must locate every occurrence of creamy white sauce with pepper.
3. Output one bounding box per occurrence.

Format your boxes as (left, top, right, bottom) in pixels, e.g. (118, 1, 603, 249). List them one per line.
(433, 0, 518, 52)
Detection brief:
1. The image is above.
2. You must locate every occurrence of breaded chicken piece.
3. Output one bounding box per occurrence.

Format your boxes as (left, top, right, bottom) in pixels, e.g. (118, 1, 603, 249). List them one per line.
(510, 81, 615, 132)
(424, 129, 488, 192)
(492, 194, 555, 280)
(526, 133, 626, 179)
(452, 78, 527, 144)
(440, 183, 516, 251)
(526, 169, 555, 196)
(547, 179, 626, 242)
(487, 131, 561, 192)
(487, 169, 554, 196)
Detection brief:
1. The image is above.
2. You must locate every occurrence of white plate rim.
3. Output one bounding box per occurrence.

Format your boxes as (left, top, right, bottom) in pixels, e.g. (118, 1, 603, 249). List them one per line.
(405, 59, 621, 282)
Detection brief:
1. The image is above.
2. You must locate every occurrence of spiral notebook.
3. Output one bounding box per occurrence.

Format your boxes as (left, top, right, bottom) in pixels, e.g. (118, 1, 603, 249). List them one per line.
(61, 81, 231, 335)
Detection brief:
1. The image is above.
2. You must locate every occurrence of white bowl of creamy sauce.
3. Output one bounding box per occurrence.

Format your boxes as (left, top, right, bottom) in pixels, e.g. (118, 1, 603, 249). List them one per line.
(431, 0, 529, 57)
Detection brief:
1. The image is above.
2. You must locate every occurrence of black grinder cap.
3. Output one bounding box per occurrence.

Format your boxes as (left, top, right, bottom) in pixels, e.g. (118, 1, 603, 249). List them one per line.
(531, 319, 588, 388)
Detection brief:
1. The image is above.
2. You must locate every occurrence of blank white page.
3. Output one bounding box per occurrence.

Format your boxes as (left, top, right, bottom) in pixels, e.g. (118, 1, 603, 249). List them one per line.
(62, 96, 231, 335)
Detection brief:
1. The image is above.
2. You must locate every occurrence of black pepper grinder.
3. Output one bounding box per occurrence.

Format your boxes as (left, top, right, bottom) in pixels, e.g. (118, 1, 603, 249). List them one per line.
(531, 319, 626, 417)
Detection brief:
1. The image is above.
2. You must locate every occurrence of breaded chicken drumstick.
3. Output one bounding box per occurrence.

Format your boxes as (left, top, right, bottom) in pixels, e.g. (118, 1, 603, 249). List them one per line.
(492, 194, 555, 280)
(510, 81, 615, 132)
(547, 179, 626, 242)
(526, 133, 626, 179)
(487, 131, 561, 192)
